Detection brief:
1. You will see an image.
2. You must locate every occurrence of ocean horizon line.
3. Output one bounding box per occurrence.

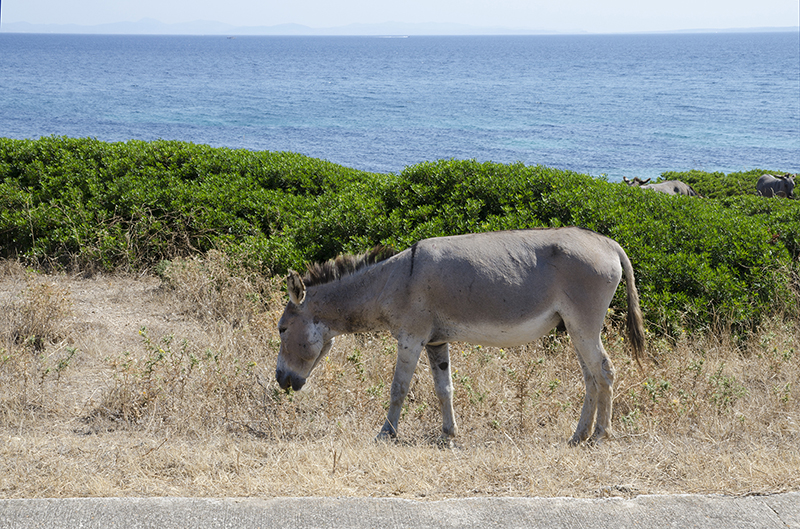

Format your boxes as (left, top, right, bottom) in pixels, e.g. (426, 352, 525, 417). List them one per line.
(1, 19, 798, 36)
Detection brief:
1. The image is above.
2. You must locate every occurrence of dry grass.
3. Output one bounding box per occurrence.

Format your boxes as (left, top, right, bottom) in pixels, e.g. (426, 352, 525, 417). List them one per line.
(0, 255, 798, 499)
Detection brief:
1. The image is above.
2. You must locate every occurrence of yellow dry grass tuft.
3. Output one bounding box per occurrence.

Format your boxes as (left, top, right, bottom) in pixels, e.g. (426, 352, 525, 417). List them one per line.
(0, 255, 798, 499)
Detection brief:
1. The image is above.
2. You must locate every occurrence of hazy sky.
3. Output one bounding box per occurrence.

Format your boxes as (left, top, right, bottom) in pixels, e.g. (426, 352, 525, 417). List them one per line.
(3, 0, 799, 33)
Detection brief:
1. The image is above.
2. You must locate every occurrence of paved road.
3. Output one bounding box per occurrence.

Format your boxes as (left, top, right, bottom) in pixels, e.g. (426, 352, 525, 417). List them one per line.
(1, 493, 798, 528)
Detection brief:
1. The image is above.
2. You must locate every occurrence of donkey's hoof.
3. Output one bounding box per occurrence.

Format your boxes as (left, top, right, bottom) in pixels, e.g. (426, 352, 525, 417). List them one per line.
(435, 436, 455, 449)
(375, 431, 397, 443)
(588, 430, 610, 447)
(586, 436, 604, 448)
(567, 434, 586, 447)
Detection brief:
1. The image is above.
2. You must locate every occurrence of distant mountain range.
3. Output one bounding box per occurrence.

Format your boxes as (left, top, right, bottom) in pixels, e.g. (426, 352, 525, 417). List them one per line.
(2, 18, 798, 36)
(1, 19, 567, 36)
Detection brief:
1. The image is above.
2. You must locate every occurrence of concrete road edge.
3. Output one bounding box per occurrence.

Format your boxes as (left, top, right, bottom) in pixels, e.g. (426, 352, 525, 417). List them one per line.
(1, 492, 798, 528)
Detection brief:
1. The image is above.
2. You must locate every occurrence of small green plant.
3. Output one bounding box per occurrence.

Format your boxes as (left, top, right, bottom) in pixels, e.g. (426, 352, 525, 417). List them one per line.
(643, 378, 671, 404)
(346, 349, 366, 381)
(41, 346, 77, 383)
(773, 383, 792, 404)
(456, 373, 487, 405)
(366, 381, 384, 398)
(620, 408, 641, 432)
(708, 364, 748, 411)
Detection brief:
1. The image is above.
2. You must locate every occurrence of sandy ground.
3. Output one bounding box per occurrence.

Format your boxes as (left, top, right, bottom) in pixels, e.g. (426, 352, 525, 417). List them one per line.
(62, 273, 195, 352)
(0, 269, 210, 422)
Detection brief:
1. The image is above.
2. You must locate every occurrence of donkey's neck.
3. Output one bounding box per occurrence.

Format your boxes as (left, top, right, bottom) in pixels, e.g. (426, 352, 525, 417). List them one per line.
(305, 261, 393, 335)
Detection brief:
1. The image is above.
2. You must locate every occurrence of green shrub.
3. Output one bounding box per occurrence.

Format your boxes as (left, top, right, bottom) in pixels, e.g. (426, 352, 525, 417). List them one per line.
(1, 136, 798, 335)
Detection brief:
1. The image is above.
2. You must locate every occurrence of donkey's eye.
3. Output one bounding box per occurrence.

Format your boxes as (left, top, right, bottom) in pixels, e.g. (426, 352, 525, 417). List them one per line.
(279, 326, 288, 334)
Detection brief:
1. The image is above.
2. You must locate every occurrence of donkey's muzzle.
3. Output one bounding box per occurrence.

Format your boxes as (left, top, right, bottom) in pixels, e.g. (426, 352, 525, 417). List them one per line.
(276, 368, 306, 392)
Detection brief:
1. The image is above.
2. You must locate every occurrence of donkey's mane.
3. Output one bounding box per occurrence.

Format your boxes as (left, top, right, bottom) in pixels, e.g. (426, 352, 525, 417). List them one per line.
(303, 245, 397, 287)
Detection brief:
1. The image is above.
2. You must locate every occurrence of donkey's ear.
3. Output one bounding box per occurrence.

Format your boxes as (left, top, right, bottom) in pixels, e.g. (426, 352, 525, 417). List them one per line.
(287, 269, 306, 305)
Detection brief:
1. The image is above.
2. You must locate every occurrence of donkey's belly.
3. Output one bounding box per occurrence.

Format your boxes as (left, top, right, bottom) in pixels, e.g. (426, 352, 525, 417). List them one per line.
(429, 311, 563, 348)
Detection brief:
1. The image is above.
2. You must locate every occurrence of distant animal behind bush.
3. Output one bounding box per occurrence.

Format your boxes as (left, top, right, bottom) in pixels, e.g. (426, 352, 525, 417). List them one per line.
(756, 173, 795, 198)
(622, 176, 700, 196)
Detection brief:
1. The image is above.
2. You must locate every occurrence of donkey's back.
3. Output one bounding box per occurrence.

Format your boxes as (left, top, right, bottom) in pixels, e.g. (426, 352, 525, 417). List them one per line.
(381, 228, 640, 352)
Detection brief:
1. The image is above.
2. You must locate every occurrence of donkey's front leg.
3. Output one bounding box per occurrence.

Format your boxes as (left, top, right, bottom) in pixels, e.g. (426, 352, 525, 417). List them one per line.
(426, 343, 457, 440)
(378, 336, 423, 440)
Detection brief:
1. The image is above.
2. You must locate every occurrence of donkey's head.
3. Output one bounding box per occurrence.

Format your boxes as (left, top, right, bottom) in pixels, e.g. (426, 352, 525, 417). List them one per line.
(275, 270, 333, 391)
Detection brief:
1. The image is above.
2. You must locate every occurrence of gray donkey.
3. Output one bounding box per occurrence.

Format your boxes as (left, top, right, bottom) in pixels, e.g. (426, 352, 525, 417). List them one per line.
(276, 227, 645, 446)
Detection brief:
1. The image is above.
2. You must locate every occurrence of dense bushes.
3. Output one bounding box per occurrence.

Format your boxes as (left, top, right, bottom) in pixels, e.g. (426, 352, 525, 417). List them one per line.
(0, 136, 375, 272)
(1, 136, 798, 334)
(382, 161, 796, 334)
(662, 168, 768, 199)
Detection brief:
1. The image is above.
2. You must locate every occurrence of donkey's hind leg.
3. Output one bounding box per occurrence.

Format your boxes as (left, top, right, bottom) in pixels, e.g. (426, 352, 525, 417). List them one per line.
(569, 334, 615, 446)
(426, 343, 457, 439)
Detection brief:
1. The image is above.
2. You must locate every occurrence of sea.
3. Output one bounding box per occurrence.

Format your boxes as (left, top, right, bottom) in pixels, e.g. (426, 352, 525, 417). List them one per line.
(1, 32, 798, 181)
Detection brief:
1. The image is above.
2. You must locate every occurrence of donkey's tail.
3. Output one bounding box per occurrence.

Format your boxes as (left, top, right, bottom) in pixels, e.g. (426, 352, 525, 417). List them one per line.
(619, 248, 646, 369)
